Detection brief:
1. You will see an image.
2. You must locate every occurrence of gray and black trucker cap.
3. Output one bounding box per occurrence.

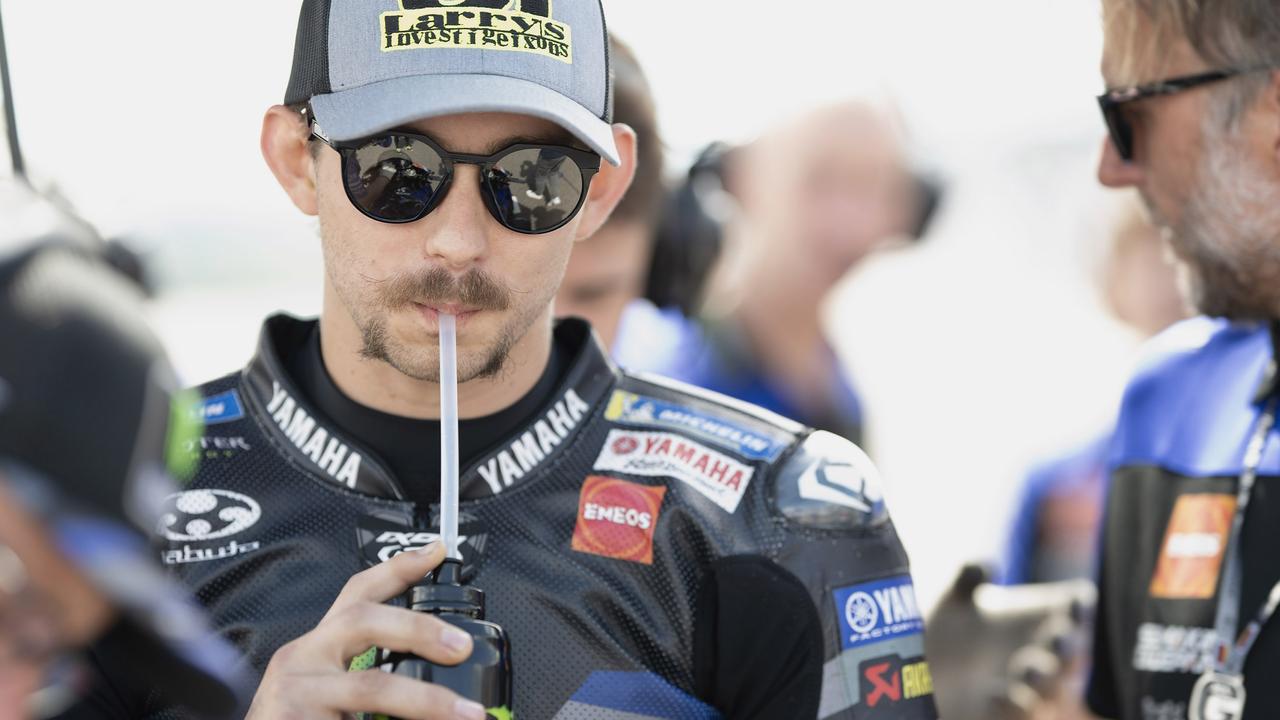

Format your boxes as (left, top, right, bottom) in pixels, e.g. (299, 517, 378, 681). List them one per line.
(284, 0, 619, 165)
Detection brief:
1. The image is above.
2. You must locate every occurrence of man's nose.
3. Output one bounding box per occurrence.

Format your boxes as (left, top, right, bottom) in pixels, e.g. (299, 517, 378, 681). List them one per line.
(420, 165, 491, 271)
(1097, 136, 1145, 189)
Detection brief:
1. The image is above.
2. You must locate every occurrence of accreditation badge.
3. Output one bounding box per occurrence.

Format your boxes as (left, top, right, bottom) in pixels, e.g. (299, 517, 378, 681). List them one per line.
(1189, 671, 1246, 720)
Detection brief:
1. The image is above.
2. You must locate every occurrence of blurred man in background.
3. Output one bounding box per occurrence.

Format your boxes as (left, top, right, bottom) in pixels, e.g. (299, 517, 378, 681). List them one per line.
(1089, 1, 1280, 718)
(637, 101, 939, 446)
(934, 198, 1186, 720)
(556, 37, 665, 352)
(0, 241, 244, 719)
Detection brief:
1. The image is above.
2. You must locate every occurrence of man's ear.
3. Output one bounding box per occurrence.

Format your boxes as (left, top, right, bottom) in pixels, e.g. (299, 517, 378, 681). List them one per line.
(261, 105, 319, 217)
(575, 124, 638, 243)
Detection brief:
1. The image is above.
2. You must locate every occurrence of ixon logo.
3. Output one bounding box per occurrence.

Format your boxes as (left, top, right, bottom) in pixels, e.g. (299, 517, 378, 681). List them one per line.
(381, 0, 572, 62)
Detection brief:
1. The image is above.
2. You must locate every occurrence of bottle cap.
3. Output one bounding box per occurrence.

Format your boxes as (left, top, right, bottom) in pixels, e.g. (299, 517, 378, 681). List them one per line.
(410, 559, 485, 617)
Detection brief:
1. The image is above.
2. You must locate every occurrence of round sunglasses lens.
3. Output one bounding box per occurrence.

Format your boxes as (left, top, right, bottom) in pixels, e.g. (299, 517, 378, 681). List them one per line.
(485, 148, 585, 233)
(345, 136, 447, 222)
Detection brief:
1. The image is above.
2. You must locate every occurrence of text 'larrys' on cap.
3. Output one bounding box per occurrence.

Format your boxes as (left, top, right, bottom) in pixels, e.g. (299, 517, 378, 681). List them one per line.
(284, 0, 619, 165)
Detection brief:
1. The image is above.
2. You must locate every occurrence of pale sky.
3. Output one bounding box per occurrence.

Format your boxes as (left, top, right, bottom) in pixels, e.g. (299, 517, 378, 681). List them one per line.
(3, 1, 1125, 607)
(4, 0, 1105, 234)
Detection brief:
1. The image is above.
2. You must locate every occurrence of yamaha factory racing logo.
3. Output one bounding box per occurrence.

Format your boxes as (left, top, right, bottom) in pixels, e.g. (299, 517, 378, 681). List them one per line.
(381, 0, 572, 62)
(357, 514, 488, 581)
(833, 575, 924, 651)
(158, 489, 263, 565)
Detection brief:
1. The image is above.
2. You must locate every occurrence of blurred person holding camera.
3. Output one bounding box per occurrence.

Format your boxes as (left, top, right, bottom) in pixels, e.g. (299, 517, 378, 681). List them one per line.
(927, 199, 1188, 720)
(58, 2, 939, 719)
(0, 240, 245, 719)
(1088, 1, 1280, 718)
(642, 101, 941, 448)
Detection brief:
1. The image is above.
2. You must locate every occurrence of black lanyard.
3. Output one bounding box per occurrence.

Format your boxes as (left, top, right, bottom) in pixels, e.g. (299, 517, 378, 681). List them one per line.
(1211, 395, 1280, 675)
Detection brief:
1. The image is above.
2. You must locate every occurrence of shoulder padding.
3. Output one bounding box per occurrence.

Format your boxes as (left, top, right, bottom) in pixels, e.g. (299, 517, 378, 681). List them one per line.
(773, 430, 889, 530)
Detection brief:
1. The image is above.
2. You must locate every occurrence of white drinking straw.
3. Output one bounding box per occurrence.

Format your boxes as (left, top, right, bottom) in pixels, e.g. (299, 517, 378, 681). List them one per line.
(438, 313, 460, 561)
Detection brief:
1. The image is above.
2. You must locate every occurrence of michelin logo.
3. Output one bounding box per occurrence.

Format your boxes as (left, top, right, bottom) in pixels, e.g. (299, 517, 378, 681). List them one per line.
(605, 390, 787, 461)
(832, 575, 924, 651)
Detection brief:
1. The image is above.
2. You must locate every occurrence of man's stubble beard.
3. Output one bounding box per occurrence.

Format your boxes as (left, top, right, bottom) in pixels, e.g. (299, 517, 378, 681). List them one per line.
(1167, 113, 1280, 321)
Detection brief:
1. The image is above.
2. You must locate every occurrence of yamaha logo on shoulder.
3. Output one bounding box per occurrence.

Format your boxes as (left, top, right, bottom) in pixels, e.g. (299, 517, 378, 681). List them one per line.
(158, 489, 263, 565)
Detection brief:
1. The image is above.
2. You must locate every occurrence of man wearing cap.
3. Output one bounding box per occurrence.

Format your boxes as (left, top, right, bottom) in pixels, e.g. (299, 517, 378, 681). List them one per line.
(95, 2, 938, 719)
(1088, 1, 1280, 719)
(0, 240, 245, 719)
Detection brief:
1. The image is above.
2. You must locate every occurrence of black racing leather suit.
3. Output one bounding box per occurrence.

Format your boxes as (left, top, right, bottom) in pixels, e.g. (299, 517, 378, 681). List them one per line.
(86, 315, 938, 720)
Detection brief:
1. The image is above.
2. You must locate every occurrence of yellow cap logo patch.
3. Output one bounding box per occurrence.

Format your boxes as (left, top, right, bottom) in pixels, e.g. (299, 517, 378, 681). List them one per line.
(381, 0, 572, 63)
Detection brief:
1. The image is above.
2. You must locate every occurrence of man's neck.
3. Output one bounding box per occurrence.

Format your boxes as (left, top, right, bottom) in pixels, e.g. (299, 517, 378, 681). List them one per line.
(318, 294, 554, 421)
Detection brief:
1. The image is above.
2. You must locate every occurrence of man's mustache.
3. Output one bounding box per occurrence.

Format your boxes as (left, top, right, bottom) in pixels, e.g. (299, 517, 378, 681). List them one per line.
(376, 267, 513, 311)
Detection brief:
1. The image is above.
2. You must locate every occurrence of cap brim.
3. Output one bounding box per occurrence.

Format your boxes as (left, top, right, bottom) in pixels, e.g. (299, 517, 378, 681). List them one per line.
(310, 74, 621, 166)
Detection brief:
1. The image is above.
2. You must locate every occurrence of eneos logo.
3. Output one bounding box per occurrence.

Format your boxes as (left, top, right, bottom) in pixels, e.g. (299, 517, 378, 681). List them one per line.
(381, 0, 572, 62)
(571, 476, 665, 565)
(158, 489, 261, 542)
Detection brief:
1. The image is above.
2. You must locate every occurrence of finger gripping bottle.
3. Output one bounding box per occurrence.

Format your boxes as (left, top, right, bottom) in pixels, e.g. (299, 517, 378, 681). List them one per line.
(386, 558, 513, 719)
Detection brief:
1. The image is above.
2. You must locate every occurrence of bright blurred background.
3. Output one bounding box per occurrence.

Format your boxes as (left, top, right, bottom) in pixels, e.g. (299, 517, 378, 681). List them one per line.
(2, 0, 1147, 611)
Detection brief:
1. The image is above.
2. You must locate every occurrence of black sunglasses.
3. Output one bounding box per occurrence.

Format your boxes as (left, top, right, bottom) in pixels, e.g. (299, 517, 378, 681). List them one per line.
(1097, 67, 1271, 162)
(309, 122, 601, 234)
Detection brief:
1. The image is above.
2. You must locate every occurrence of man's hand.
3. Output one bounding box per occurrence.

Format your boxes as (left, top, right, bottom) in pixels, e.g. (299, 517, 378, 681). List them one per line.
(245, 542, 488, 720)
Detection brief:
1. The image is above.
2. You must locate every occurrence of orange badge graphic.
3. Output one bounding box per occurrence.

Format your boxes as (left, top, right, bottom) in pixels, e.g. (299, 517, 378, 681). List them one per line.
(1149, 493, 1236, 600)
(572, 476, 666, 565)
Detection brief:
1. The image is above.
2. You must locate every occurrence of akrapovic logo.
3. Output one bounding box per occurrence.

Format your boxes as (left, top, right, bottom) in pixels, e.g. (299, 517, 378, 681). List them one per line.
(381, 0, 572, 63)
(476, 387, 591, 493)
(266, 381, 362, 488)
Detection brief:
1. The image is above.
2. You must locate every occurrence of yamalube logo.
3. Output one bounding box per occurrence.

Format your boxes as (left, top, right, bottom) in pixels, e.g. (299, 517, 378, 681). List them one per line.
(381, 0, 572, 62)
(158, 489, 263, 565)
(159, 489, 260, 542)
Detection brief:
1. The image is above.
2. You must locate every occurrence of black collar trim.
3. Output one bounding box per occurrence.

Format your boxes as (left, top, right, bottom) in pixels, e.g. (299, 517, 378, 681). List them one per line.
(240, 315, 618, 501)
